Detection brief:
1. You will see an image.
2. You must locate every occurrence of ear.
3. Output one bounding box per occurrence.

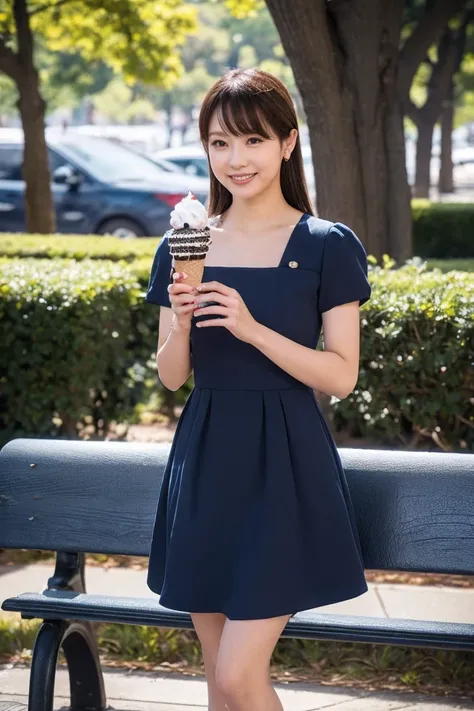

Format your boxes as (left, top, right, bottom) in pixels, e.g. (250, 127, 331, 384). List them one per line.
(284, 128, 298, 154)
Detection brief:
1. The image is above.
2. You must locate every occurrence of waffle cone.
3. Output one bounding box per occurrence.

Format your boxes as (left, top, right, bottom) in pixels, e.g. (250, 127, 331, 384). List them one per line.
(173, 257, 206, 288)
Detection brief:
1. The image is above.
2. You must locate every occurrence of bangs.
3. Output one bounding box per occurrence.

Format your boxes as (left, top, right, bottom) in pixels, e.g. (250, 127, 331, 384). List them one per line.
(213, 92, 275, 140)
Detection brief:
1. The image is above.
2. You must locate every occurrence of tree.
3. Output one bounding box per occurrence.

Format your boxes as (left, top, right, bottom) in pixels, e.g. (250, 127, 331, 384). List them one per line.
(91, 76, 157, 124)
(404, 8, 473, 197)
(260, 0, 466, 262)
(45, 52, 114, 106)
(438, 22, 474, 192)
(157, 0, 296, 147)
(0, 0, 198, 233)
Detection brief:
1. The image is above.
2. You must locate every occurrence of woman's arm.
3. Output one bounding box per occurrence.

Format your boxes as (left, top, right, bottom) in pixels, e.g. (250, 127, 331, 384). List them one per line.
(156, 307, 193, 392)
(248, 301, 362, 399)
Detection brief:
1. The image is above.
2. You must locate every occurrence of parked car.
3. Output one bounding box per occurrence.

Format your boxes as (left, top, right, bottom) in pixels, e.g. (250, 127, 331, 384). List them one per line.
(146, 155, 188, 174)
(153, 142, 317, 207)
(152, 144, 209, 178)
(0, 134, 209, 237)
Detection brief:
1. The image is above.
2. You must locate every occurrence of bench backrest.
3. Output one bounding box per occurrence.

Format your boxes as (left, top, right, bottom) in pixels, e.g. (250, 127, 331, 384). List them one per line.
(0, 438, 473, 574)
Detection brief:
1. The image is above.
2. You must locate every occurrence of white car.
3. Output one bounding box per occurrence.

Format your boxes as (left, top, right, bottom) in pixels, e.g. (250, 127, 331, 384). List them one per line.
(152, 144, 209, 178)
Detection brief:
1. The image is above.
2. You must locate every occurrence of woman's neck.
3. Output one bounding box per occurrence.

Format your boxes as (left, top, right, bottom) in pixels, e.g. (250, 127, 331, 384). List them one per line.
(217, 202, 302, 235)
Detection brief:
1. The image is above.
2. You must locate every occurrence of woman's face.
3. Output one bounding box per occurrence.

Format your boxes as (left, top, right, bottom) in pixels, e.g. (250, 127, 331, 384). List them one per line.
(206, 110, 297, 198)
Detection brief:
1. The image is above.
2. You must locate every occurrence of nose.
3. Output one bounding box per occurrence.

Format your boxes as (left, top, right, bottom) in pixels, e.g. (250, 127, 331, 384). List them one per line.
(229, 145, 248, 170)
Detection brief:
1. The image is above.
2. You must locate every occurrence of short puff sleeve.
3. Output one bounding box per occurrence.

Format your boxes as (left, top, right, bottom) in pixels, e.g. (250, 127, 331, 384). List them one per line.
(145, 232, 173, 308)
(317, 222, 371, 313)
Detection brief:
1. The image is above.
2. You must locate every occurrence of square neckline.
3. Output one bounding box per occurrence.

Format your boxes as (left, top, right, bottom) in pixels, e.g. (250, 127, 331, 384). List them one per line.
(202, 212, 308, 271)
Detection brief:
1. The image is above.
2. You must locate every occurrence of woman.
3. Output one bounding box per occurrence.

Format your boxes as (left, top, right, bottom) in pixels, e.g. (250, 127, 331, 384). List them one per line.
(145, 68, 371, 711)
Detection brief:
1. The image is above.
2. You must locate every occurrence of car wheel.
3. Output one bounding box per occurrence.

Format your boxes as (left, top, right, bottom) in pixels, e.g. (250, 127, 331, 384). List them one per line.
(97, 218, 145, 238)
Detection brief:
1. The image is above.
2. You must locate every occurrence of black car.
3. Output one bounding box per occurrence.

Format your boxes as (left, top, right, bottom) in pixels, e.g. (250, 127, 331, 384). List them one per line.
(0, 133, 209, 237)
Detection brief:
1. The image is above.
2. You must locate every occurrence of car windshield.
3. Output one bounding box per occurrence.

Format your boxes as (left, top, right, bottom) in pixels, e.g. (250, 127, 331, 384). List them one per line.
(151, 156, 183, 173)
(53, 138, 166, 182)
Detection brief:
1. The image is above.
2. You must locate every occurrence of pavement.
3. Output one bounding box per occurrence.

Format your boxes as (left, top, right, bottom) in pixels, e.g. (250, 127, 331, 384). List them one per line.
(1, 563, 473, 710)
(1, 665, 473, 710)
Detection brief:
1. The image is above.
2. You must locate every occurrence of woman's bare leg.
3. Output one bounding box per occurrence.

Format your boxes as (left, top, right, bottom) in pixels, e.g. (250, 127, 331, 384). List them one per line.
(190, 612, 230, 711)
(215, 613, 292, 711)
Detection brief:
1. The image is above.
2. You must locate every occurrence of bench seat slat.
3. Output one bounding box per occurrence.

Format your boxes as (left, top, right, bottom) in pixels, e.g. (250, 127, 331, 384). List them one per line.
(2, 592, 473, 652)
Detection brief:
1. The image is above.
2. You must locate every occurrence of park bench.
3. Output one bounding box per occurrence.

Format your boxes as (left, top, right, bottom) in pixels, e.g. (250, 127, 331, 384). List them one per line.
(1, 437, 473, 711)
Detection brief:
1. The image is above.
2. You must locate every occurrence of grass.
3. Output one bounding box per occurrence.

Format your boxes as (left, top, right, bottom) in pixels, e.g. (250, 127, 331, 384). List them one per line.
(425, 258, 474, 272)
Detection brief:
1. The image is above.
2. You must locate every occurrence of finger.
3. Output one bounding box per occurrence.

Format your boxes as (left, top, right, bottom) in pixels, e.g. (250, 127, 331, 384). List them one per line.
(196, 318, 227, 327)
(193, 305, 227, 317)
(196, 281, 234, 295)
(172, 271, 189, 281)
(176, 304, 195, 314)
(195, 291, 234, 306)
(172, 295, 196, 307)
(177, 297, 196, 307)
(168, 282, 195, 294)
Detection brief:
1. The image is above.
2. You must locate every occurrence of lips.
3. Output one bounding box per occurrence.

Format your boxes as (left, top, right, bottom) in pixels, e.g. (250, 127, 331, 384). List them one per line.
(229, 173, 257, 184)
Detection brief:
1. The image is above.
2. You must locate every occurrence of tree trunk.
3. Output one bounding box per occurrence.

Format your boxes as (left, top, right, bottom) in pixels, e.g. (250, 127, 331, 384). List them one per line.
(413, 120, 435, 198)
(163, 92, 173, 148)
(13, 0, 55, 233)
(17, 77, 55, 233)
(181, 110, 192, 143)
(385, 101, 413, 257)
(403, 17, 469, 200)
(293, 90, 306, 125)
(265, 0, 411, 264)
(438, 81, 454, 193)
(86, 97, 95, 124)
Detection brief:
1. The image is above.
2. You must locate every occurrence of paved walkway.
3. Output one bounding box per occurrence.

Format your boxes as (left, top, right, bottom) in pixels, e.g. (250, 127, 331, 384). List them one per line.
(1, 665, 473, 710)
(1, 563, 473, 709)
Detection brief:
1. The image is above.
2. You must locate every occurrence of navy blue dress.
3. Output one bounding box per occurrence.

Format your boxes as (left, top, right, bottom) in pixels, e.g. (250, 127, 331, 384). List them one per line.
(145, 213, 371, 620)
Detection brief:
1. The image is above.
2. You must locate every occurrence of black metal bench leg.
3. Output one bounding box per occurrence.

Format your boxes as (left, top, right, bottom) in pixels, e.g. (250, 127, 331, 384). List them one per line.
(62, 620, 107, 710)
(28, 619, 107, 711)
(28, 620, 65, 711)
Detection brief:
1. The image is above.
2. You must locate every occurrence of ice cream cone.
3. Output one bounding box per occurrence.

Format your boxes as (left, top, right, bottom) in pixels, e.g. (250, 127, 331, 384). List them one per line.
(167, 192, 212, 287)
(172, 255, 206, 287)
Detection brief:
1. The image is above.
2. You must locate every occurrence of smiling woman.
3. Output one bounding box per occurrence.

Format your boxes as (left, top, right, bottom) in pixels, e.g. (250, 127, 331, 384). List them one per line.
(144, 67, 372, 711)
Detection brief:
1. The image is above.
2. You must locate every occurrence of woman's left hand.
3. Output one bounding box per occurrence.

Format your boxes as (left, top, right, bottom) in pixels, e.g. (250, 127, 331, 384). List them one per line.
(193, 281, 260, 344)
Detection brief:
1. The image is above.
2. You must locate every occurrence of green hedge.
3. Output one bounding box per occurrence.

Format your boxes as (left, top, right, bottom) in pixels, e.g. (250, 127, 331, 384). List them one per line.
(0, 233, 157, 261)
(0, 254, 194, 445)
(412, 200, 474, 258)
(1, 235, 473, 451)
(0, 258, 143, 443)
(334, 258, 473, 451)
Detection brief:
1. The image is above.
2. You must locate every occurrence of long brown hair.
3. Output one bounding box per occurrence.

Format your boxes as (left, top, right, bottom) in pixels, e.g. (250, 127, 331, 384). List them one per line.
(198, 68, 314, 219)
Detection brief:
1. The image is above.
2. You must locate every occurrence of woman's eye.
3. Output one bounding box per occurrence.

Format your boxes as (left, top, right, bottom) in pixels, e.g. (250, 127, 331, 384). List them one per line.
(211, 138, 262, 147)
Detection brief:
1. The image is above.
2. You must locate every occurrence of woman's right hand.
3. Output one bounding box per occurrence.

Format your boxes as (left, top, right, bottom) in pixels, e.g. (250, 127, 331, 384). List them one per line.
(168, 271, 197, 331)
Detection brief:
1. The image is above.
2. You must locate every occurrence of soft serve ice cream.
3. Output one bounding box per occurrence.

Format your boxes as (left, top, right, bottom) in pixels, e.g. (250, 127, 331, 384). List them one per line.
(170, 191, 209, 230)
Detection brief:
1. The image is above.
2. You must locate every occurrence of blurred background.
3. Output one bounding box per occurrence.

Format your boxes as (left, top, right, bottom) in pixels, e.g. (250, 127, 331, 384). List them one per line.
(3, 0, 474, 243)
